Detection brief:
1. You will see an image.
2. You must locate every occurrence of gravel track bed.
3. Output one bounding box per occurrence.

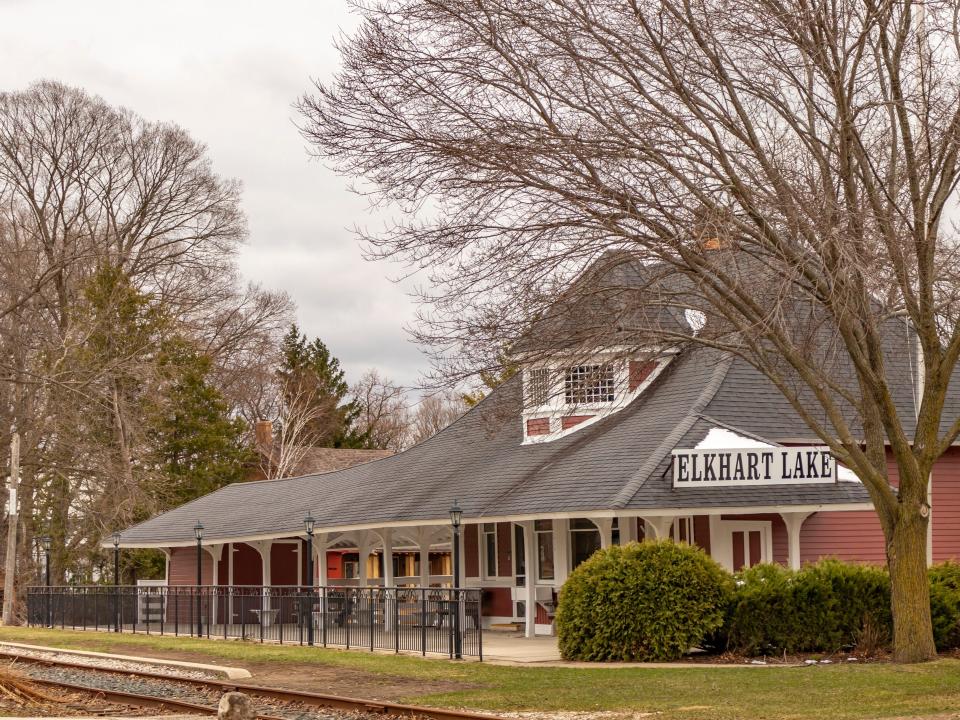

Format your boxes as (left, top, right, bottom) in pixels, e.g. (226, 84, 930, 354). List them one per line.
(12, 662, 396, 720)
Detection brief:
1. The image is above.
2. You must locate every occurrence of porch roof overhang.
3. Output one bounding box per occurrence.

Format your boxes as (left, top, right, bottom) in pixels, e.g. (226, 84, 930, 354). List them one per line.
(104, 501, 874, 550)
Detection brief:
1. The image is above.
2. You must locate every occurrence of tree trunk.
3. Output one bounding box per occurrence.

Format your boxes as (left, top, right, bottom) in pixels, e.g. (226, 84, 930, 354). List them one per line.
(887, 510, 936, 662)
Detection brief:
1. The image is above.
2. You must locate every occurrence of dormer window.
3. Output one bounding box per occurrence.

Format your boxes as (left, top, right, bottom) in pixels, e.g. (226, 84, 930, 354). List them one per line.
(564, 364, 615, 404)
(526, 367, 553, 407)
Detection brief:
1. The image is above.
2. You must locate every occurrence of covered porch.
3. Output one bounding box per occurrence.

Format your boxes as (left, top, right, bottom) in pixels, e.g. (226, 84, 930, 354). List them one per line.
(144, 505, 837, 639)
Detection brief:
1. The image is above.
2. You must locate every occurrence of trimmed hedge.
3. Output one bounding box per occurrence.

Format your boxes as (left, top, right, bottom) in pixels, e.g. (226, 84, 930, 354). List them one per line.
(929, 561, 960, 651)
(555, 543, 960, 660)
(556, 541, 733, 661)
(726, 559, 890, 654)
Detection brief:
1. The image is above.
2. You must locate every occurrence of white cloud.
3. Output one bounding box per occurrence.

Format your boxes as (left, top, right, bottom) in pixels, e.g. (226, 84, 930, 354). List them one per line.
(0, 0, 426, 387)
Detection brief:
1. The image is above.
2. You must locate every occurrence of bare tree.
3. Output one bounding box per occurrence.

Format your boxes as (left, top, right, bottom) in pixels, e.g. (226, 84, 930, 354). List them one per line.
(262, 380, 335, 479)
(410, 391, 467, 446)
(350, 369, 411, 450)
(0, 81, 288, 586)
(301, 0, 960, 661)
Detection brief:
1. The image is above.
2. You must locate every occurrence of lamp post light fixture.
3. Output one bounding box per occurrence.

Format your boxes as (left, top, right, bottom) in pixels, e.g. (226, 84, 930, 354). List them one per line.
(41, 536, 51, 627)
(304, 512, 315, 646)
(112, 532, 121, 633)
(193, 521, 204, 637)
(449, 500, 463, 659)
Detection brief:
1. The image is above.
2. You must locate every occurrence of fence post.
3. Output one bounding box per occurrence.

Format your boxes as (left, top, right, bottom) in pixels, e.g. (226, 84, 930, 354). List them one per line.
(321, 586, 327, 648)
(394, 589, 400, 654)
(421, 590, 427, 656)
(369, 589, 375, 652)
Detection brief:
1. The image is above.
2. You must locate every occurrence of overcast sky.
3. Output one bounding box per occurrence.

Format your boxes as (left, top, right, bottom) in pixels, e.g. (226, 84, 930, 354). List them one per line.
(0, 0, 429, 389)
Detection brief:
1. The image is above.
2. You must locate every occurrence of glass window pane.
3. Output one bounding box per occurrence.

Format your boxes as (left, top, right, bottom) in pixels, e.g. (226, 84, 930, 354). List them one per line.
(537, 531, 555, 580)
(571, 529, 601, 569)
(534, 519, 552, 531)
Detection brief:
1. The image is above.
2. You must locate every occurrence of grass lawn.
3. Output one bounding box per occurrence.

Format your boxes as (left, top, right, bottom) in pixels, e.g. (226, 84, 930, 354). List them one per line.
(1, 626, 959, 719)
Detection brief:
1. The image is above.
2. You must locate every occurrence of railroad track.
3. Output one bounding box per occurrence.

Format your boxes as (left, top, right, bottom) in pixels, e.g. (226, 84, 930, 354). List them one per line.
(0, 650, 502, 720)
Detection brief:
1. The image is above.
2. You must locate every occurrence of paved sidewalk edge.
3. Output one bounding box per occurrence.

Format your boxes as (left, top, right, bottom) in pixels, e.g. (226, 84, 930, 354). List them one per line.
(0, 640, 253, 679)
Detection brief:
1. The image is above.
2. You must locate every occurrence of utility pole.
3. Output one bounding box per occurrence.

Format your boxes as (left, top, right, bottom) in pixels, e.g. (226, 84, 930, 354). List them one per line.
(2, 433, 20, 625)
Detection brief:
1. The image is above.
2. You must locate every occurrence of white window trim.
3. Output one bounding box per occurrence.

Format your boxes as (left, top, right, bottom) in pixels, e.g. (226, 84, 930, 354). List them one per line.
(522, 353, 674, 444)
(482, 523, 499, 580)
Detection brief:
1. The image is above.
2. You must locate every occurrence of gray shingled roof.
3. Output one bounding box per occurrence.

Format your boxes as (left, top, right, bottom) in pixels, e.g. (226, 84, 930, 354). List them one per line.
(114, 346, 879, 548)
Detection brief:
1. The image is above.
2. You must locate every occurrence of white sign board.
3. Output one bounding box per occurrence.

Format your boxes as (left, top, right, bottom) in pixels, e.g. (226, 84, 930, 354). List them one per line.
(672, 446, 837, 488)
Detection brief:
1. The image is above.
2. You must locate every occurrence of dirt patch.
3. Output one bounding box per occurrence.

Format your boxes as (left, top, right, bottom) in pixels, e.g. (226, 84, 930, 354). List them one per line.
(240, 660, 471, 699)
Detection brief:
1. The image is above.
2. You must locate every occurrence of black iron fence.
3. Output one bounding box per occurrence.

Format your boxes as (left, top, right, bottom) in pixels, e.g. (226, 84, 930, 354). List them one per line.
(27, 585, 483, 659)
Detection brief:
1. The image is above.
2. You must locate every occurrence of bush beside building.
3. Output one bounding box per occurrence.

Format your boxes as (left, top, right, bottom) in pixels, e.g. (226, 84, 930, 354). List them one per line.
(557, 542, 960, 661)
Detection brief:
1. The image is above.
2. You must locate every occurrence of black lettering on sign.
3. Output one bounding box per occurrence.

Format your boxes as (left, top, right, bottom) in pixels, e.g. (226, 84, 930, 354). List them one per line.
(761, 452, 774, 480)
(805, 451, 819, 478)
(781, 451, 791, 478)
(733, 454, 745, 481)
(821, 451, 833, 479)
(676, 455, 688, 482)
(703, 453, 716, 481)
(718, 453, 731, 479)
(747, 453, 760, 480)
(793, 452, 806, 478)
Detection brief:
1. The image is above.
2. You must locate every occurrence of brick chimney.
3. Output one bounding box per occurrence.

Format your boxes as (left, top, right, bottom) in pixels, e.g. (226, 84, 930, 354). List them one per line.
(254, 420, 273, 452)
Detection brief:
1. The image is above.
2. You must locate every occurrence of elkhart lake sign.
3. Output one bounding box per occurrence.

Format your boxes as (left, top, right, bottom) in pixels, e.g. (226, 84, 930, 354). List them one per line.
(672, 446, 838, 488)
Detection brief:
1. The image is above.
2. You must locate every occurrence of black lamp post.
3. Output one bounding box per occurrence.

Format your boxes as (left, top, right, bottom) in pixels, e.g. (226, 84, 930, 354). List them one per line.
(112, 532, 121, 632)
(194, 521, 204, 637)
(304, 512, 315, 646)
(449, 501, 463, 659)
(41, 536, 51, 627)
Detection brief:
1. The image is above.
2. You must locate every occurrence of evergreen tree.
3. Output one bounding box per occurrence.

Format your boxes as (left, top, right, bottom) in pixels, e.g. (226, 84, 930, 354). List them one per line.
(277, 325, 367, 448)
(149, 339, 253, 507)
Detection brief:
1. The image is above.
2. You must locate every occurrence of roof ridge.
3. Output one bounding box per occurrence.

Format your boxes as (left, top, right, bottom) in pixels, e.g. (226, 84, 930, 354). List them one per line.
(610, 351, 734, 509)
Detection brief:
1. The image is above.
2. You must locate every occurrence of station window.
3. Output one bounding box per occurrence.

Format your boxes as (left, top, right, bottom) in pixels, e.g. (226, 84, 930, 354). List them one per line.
(570, 518, 601, 569)
(564, 364, 615, 404)
(535, 520, 555, 581)
(482, 523, 498, 578)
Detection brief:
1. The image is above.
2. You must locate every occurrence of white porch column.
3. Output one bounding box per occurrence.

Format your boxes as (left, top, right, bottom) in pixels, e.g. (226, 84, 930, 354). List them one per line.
(618, 516, 638, 544)
(418, 528, 432, 587)
(594, 518, 614, 548)
(780, 512, 812, 571)
(521, 521, 536, 638)
(553, 519, 570, 585)
(204, 545, 223, 626)
(381, 529, 395, 631)
(249, 541, 273, 611)
(316, 533, 329, 587)
(357, 531, 371, 585)
(643, 516, 676, 540)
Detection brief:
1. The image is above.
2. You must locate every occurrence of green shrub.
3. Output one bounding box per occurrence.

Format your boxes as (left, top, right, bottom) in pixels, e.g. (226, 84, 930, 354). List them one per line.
(556, 540, 733, 661)
(726, 559, 890, 654)
(929, 561, 960, 651)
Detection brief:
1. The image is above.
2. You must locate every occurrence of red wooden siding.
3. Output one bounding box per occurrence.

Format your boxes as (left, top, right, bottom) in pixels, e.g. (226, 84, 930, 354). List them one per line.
(933, 447, 960, 561)
(168, 546, 212, 585)
(464, 524, 480, 577)
(270, 542, 299, 585)
(693, 515, 711, 554)
(232, 543, 262, 585)
(800, 510, 887, 565)
(483, 587, 513, 617)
